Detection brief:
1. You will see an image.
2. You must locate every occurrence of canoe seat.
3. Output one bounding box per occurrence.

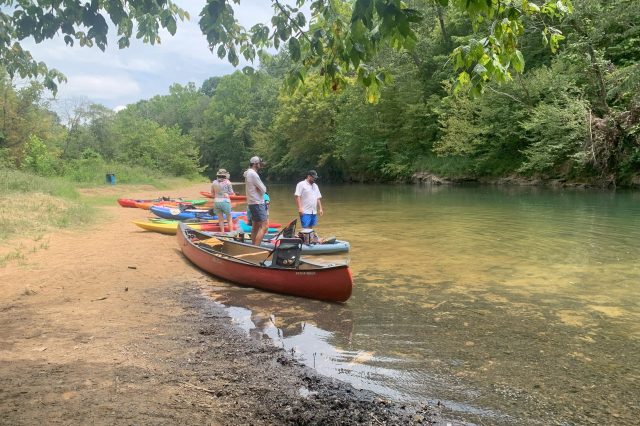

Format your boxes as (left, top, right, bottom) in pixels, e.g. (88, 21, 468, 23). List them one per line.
(199, 237, 224, 247)
(272, 238, 302, 268)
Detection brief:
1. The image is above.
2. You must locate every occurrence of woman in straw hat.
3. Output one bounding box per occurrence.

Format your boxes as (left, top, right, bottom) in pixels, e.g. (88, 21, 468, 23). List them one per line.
(211, 168, 235, 232)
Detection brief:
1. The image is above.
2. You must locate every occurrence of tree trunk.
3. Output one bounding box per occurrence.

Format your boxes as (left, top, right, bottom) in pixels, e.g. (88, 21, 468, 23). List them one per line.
(436, 6, 450, 46)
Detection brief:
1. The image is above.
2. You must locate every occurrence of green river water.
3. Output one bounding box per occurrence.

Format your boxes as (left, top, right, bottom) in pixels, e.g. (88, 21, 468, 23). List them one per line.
(205, 184, 640, 425)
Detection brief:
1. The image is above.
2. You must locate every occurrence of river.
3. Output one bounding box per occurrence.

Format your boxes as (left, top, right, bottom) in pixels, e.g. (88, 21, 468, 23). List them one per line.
(204, 183, 640, 425)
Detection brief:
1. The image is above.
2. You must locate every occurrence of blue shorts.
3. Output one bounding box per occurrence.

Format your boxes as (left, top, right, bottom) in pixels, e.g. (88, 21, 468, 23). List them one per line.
(299, 213, 318, 228)
(248, 204, 268, 223)
(213, 201, 231, 216)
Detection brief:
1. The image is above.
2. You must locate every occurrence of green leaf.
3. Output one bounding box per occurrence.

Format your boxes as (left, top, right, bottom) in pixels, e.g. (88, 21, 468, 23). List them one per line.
(217, 45, 226, 59)
(288, 37, 301, 61)
(227, 47, 239, 66)
(118, 36, 130, 48)
(166, 16, 177, 36)
(473, 63, 487, 75)
(512, 50, 525, 73)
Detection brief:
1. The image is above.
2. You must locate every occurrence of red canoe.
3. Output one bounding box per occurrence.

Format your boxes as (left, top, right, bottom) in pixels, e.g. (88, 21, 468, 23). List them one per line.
(177, 223, 352, 302)
(199, 191, 247, 201)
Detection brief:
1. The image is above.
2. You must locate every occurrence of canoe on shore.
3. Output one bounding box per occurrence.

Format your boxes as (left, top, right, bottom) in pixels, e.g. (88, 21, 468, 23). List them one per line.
(178, 223, 352, 302)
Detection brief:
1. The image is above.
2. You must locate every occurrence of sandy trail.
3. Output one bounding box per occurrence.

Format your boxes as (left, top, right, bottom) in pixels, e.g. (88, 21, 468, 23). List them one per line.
(0, 182, 440, 425)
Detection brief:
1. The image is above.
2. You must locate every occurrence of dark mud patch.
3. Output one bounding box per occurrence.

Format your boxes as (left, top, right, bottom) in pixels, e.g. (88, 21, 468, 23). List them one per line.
(174, 282, 444, 425)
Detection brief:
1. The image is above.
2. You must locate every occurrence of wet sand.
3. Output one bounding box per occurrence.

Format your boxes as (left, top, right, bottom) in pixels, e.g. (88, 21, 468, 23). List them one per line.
(0, 183, 443, 425)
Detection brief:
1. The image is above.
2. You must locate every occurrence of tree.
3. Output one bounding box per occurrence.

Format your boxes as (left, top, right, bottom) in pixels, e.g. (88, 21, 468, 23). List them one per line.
(125, 83, 208, 134)
(194, 71, 278, 177)
(1, 0, 572, 100)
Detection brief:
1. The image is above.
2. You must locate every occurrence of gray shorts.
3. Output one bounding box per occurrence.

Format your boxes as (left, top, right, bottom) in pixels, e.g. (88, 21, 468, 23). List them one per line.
(248, 204, 268, 222)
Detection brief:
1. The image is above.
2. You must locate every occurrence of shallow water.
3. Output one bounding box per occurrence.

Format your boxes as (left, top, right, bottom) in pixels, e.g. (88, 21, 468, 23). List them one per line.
(205, 184, 640, 425)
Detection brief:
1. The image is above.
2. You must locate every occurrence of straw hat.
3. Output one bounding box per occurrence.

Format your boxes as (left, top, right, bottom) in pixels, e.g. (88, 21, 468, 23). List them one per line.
(216, 168, 230, 178)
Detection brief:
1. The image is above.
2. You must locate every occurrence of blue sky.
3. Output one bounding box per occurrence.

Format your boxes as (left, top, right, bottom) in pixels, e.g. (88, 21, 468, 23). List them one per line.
(22, 1, 276, 110)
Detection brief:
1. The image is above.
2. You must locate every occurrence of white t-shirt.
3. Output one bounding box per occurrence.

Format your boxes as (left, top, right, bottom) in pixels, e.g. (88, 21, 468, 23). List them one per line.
(245, 168, 266, 205)
(294, 180, 322, 214)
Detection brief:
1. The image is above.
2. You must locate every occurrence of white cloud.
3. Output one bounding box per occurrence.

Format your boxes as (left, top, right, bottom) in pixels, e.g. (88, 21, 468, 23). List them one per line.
(20, 0, 283, 108)
(56, 75, 141, 101)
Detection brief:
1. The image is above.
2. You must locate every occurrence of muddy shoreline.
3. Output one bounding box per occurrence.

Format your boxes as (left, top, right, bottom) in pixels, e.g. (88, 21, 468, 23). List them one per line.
(171, 283, 443, 425)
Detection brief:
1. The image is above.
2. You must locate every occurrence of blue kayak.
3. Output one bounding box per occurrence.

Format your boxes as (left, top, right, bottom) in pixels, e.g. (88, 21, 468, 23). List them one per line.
(204, 231, 350, 254)
(150, 205, 245, 221)
(236, 219, 279, 234)
(259, 238, 350, 254)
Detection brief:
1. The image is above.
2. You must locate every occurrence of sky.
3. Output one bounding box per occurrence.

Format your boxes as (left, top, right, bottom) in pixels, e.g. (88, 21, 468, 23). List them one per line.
(21, 1, 277, 111)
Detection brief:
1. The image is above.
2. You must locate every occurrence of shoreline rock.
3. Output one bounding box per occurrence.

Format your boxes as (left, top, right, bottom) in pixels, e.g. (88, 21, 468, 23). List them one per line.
(411, 171, 640, 189)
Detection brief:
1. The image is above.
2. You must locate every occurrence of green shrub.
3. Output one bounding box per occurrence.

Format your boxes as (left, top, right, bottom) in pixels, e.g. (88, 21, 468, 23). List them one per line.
(20, 135, 59, 176)
(517, 98, 589, 175)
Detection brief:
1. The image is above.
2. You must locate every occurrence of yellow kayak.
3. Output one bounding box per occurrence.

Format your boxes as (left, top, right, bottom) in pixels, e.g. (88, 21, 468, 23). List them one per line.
(132, 220, 232, 235)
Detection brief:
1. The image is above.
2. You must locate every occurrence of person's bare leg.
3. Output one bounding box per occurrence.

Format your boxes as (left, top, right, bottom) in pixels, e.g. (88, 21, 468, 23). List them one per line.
(218, 212, 225, 233)
(252, 220, 268, 246)
(251, 220, 262, 246)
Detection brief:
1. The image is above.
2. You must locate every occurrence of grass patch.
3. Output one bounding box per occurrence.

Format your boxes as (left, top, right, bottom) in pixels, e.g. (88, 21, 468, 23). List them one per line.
(0, 192, 93, 241)
(1, 167, 205, 254)
(62, 159, 205, 187)
(0, 168, 81, 199)
(0, 247, 25, 267)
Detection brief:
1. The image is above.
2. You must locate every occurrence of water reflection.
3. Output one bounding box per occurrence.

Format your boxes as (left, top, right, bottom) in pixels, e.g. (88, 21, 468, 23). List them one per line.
(201, 184, 640, 425)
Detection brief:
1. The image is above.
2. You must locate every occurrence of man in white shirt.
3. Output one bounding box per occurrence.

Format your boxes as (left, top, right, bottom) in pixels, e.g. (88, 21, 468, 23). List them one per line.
(294, 170, 323, 230)
(245, 156, 268, 245)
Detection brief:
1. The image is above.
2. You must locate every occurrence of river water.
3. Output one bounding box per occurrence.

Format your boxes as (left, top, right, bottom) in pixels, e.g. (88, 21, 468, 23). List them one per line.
(204, 184, 640, 425)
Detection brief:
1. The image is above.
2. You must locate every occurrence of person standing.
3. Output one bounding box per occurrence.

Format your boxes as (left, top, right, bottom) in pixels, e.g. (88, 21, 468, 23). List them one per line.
(294, 170, 323, 231)
(245, 156, 268, 245)
(211, 168, 235, 233)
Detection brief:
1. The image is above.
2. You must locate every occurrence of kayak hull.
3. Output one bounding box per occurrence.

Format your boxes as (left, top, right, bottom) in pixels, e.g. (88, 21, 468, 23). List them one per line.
(150, 205, 245, 221)
(133, 220, 233, 235)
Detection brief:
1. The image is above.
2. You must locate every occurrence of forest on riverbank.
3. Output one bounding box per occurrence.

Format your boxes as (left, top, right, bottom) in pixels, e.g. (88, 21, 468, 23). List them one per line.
(1, 0, 638, 186)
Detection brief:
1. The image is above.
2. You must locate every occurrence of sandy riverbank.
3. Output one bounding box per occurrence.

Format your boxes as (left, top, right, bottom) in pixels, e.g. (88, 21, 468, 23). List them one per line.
(0, 182, 443, 425)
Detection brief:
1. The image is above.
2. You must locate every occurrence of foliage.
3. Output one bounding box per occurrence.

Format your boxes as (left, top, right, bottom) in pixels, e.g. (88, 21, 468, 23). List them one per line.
(0, 148, 16, 169)
(125, 83, 209, 134)
(20, 134, 59, 176)
(518, 97, 589, 175)
(0, 0, 638, 188)
(0, 72, 64, 159)
(0, 0, 189, 93)
(111, 112, 203, 177)
(194, 71, 279, 178)
(1, 1, 571, 100)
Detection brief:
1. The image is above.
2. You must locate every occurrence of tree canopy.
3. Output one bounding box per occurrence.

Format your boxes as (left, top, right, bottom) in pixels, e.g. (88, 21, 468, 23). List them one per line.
(1, 0, 572, 100)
